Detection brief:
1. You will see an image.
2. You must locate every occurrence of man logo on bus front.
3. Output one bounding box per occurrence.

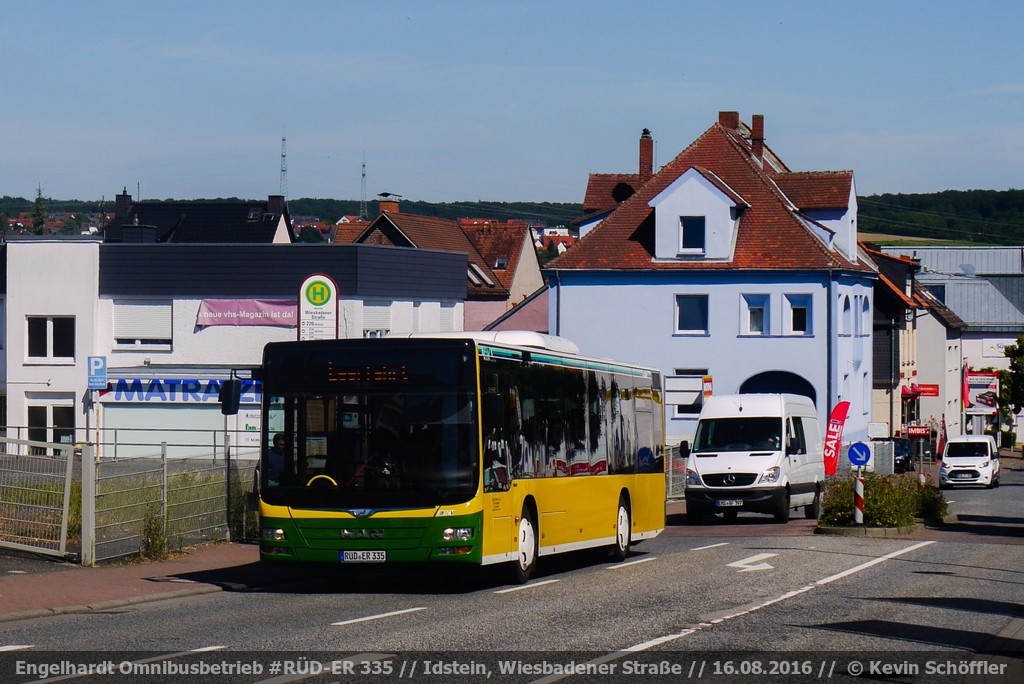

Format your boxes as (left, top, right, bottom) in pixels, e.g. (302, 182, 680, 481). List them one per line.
(347, 508, 375, 518)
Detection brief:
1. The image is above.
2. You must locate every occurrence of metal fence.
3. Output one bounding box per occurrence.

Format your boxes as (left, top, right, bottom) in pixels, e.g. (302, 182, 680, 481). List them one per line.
(666, 444, 685, 500)
(92, 446, 259, 563)
(0, 439, 76, 558)
(0, 430, 260, 565)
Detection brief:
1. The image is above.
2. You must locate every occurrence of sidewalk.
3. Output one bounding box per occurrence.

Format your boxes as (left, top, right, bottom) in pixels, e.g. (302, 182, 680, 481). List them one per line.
(0, 542, 293, 623)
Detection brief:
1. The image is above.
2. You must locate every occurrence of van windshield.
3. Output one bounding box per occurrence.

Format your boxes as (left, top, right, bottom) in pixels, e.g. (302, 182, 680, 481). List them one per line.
(693, 417, 782, 453)
(945, 442, 990, 459)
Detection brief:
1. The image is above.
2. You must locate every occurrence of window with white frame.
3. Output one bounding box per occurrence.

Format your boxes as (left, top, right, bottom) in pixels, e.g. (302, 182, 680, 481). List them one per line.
(26, 316, 75, 361)
(742, 294, 769, 335)
(675, 294, 709, 335)
(114, 300, 172, 347)
(784, 294, 811, 335)
(666, 368, 708, 416)
(860, 296, 871, 337)
(841, 295, 852, 336)
(678, 216, 706, 255)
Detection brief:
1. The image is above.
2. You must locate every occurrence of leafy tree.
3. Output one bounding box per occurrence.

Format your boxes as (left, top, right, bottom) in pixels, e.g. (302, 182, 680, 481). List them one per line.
(1002, 337, 1024, 416)
(60, 213, 83, 234)
(297, 226, 323, 243)
(32, 184, 48, 234)
(537, 242, 560, 266)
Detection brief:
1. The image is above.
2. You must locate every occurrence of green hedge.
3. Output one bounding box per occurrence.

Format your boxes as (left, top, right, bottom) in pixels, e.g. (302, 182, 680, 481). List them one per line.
(820, 472, 947, 528)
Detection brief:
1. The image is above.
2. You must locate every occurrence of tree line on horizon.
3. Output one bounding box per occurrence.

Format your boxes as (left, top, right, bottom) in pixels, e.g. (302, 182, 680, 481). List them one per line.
(4, 189, 1024, 244)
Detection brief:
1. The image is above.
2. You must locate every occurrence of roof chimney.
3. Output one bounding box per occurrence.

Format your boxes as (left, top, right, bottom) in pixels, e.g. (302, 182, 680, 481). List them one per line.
(115, 187, 132, 219)
(639, 128, 654, 185)
(267, 194, 285, 214)
(718, 111, 740, 129)
(377, 193, 401, 214)
(751, 114, 764, 161)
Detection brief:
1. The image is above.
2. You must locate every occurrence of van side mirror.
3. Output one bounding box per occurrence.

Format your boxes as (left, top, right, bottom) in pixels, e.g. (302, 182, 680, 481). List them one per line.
(219, 378, 241, 416)
(679, 440, 690, 459)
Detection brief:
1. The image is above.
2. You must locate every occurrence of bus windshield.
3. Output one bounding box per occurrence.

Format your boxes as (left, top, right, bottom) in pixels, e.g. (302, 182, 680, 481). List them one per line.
(258, 340, 478, 509)
(692, 417, 782, 453)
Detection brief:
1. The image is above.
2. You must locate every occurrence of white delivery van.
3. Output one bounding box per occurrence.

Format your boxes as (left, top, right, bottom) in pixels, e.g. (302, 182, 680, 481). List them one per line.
(939, 435, 1000, 489)
(681, 394, 825, 523)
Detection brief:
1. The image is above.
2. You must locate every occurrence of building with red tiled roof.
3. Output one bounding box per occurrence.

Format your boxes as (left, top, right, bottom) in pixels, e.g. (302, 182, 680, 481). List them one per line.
(350, 200, 543, 330)
(547, 112, 878, 445)
(863, 245, 965, 441)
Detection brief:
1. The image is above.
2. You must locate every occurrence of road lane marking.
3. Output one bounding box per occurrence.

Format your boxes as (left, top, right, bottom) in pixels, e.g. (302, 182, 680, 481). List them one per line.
(527, 540, 938, 683)
(815, 541, 935, 585)
(331, 607, 427, 626)
(727, 553, 777, 572)
(606, 557, 656, 570)
(495, 579, 560, 594)
(0, 645, 32, 651)
(691, 542, 730, 551)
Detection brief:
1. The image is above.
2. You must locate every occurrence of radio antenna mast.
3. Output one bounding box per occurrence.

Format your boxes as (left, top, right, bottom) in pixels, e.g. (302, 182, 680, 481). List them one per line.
(279, 134, 288, 199)
(359, 153, 368, 219)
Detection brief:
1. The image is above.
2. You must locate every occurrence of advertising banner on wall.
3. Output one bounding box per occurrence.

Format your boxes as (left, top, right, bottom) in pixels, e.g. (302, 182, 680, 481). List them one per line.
(965, 371, 999, 416)
(196, 299, 297, 327)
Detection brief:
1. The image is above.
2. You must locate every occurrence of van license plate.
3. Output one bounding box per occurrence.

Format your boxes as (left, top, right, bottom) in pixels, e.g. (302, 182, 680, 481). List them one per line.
(716, 499, 743, 507)
(341, 550, 386, 562)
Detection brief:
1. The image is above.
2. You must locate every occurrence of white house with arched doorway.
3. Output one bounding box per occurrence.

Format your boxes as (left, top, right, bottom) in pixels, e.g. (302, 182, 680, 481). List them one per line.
(547, 112, 876, 445)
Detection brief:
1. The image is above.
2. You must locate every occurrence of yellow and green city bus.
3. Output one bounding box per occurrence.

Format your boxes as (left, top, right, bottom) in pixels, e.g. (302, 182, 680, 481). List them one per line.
(252, 331, 665, 582)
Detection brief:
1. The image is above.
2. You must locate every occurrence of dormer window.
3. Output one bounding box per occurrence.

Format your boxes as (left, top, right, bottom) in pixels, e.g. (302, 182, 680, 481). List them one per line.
(679, 216, 706, 255)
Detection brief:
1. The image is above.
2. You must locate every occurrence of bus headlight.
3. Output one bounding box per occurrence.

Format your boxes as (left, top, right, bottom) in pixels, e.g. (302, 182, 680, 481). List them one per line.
(685, 468, 702, 486)
(758, 466, 781, 484)
(261, 527, 287, 541)
(442, 527, 474, 541)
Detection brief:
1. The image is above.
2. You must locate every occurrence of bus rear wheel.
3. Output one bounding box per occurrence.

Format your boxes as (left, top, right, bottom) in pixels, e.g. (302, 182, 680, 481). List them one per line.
(612, 497, 631, 561)
(511, 509, 537, 584)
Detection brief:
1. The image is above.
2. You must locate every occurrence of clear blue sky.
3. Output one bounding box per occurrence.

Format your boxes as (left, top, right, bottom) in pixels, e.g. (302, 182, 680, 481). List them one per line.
(3, 1, 1023, 204)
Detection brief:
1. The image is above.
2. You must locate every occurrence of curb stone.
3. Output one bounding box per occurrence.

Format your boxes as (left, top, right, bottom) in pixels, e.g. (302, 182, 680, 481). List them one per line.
(814, 524, 918, 537)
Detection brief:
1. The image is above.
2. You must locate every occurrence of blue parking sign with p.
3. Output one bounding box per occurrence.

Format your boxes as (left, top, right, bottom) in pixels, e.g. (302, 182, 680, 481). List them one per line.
(87, 356, 107, 389)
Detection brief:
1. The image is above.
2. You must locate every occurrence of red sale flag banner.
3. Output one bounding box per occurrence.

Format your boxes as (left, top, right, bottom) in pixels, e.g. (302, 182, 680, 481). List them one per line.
(823, 401, 850, 476)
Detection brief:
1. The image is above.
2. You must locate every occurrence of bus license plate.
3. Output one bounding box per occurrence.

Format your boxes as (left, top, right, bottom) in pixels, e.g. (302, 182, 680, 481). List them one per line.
(716, 499, 743, 507)
(341, 550, 386, 563)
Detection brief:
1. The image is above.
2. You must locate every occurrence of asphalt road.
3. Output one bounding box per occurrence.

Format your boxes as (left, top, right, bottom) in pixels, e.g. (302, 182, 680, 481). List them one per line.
(1, 463, 1021, 682)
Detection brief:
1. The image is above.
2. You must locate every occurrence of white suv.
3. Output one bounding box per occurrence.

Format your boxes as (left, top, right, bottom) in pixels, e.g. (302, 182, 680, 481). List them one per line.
(940, 435, 1000, 489)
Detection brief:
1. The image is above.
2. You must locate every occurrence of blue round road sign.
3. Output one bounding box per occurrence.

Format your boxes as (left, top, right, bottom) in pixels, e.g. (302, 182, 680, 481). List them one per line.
(848, 441, 871, 466)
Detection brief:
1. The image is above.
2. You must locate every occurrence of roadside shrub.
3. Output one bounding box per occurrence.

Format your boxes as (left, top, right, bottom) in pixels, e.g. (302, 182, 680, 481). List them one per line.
(140, 504, 169, 560)
(917, 479, 948, 521)
(820, 472, 942, 528)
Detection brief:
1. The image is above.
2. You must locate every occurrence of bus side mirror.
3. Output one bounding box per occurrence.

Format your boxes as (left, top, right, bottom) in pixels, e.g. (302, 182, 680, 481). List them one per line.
(679, 440, 690, 459)
(219, 378, 241, 416)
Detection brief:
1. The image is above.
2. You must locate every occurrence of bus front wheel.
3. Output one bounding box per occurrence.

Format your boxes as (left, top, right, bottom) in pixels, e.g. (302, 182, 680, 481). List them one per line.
(511, 509, 538, 584)
(612, 497, 631, 561)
